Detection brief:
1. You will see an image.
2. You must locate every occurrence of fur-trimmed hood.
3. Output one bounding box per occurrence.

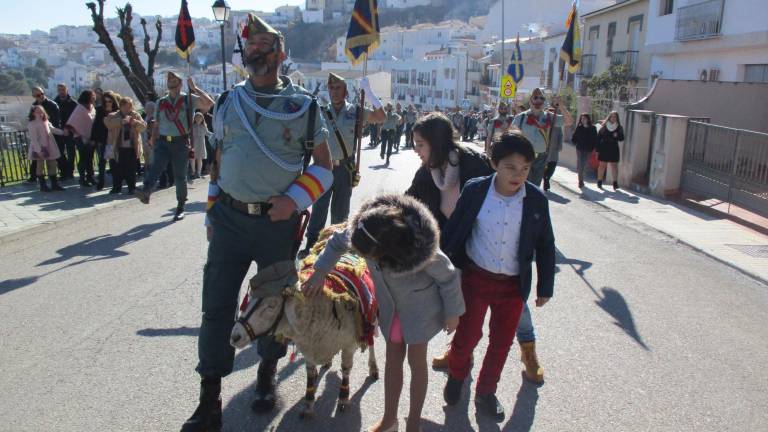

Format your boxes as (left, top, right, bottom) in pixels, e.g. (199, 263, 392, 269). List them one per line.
(351, 193, 439, 275)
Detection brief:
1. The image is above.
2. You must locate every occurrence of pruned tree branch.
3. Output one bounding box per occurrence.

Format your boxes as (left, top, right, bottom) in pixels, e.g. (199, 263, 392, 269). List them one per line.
(86, 0, 159, 104)
(140, 17, 162, 85)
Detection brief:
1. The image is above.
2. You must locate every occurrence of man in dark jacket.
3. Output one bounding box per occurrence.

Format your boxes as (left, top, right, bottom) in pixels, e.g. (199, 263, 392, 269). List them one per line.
(30, 86, 63, 182)
(53, 83, 78, 179)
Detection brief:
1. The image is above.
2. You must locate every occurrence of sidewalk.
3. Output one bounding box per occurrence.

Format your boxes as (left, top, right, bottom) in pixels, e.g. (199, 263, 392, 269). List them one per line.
(550, 165, 768, 284)
(0, 178, 183, 245)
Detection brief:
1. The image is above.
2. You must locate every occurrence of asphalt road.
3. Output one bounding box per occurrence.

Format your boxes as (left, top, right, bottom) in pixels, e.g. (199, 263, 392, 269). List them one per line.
(1, 139, 767, 432)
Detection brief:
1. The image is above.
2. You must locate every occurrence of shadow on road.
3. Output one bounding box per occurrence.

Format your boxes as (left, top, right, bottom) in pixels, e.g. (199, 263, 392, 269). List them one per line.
(579, 187, 640, 204)
(37, 220, 173, 267)
(2, 221, 171, 296)
(162, 201, 206, 217)
(502, 376, 539, 432)
(222, 355, 373, 431)
(136, 326, 199, 337)
(595, 287, 650, 351)
(0, 275, 39, 296)
(432, 376, 475, 431)
(556, 249, 649, 351)
(369, 163, 395, 170)
(545, 190, 571, 205)
(555, 249, 592, 276)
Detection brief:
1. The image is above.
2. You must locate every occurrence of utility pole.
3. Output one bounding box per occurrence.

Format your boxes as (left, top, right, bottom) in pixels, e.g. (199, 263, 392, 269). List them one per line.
(500, 0, 505, 104)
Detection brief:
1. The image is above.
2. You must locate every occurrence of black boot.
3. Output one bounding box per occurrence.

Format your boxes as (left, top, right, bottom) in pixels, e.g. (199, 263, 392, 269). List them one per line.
(597, 180, 603, 190)
(613, 181, 619, 191)
(443, 376, 464, 406)
(49, 175, 64, 191)
(252, 359, 278, 412)
(475, 393, 505, 422)
(543, 178, 551, 191)
(180, 376, 222, 432)
(38, 176, 50, 192)
(174, 201, 186, 221)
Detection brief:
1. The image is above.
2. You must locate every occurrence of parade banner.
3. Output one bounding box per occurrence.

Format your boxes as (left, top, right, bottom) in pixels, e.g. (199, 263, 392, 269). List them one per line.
(175, 0, 196, 60)
(507, 34, 524, 84)
(345, 0, 381, 65)
(560, 1, 582, 73)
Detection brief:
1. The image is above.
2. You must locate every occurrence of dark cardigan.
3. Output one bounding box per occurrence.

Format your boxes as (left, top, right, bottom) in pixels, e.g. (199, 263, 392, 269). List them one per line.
(406, 145, 493, 228)
(571, 124, 598, 152)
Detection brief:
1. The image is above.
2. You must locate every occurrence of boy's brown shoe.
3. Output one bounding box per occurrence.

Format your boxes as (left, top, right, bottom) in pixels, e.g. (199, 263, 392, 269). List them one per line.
(432, 348, 473, 369)
(520, 341, 544, 383)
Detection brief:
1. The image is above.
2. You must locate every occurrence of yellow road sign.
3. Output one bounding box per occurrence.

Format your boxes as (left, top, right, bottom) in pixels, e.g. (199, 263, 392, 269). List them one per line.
(500, 74, 516, 99)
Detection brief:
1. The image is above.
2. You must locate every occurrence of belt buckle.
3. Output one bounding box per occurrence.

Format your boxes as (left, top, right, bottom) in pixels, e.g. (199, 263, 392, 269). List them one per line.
(166, 135, 172, 143)
(247, 203, 261, 215)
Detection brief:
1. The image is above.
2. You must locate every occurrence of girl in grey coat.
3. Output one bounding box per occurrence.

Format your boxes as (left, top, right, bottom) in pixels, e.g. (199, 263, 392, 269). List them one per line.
(303, 194, 465, 432)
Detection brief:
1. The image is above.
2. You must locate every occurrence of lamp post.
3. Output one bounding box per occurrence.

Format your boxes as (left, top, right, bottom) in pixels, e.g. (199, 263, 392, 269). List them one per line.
(212, 0, 231, 92)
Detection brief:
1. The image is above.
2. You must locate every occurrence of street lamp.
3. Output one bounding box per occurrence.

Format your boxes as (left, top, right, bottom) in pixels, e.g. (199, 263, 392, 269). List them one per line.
(212, 0, 231, 91)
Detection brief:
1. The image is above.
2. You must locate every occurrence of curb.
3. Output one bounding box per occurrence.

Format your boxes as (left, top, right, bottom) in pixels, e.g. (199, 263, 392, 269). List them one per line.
(551, 177, 768, 287)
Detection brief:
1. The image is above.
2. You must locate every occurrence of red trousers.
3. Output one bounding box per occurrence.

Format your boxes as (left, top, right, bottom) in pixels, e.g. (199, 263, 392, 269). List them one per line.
(448, 265, 524, 396)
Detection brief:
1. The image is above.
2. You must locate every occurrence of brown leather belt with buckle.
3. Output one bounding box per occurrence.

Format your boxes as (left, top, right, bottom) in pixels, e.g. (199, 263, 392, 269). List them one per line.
(467, 261, 519, 282)
(219, 190, 272, 216)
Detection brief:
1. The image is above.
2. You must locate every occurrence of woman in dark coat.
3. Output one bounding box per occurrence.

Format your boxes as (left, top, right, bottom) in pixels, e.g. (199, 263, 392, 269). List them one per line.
(571, 113, 598, 189)
(596, 110, 624, 190)
(406, 112, 492, 228)
(91, 91, 120, 191)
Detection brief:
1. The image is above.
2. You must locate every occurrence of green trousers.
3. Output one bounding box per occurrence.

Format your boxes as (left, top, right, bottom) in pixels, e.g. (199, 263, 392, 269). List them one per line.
(196, 199, 299, 377)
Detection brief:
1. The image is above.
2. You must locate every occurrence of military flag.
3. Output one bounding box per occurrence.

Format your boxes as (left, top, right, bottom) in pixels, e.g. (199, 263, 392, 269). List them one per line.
(560, 1, 582, 74)
(175, 0, 195, 60)
(507, 34, 524, 84)
(344, 0, 381, 65)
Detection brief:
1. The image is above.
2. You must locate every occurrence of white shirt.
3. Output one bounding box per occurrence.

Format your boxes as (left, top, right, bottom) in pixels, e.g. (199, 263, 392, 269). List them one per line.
(466, 174, 526, 276)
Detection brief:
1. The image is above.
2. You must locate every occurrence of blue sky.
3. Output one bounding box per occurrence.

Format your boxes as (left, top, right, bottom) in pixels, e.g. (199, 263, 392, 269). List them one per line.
(0, 0, 304, 35)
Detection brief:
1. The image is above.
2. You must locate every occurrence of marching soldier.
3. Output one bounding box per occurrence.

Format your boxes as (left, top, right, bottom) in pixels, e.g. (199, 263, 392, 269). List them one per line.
(135, 70, 214, 220)
(181, 14, 334, 431)
(298, 73, 385, 258)
(484, 101, 514, 154)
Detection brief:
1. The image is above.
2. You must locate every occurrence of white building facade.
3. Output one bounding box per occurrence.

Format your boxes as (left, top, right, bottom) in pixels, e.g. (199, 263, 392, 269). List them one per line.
(646, 0, 768, 82)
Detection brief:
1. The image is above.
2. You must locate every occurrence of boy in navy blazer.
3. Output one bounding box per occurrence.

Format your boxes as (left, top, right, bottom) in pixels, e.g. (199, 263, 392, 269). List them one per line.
(441, 130, 556, 421)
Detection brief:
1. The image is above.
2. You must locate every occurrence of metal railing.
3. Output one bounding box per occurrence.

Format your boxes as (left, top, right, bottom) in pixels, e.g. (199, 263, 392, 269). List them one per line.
(676, 0, 724, 41)
(682, 121, 768, 216)
(611, 50, 639, 75)
(580, 54, 597, 77)
(0, 130, 31, 186)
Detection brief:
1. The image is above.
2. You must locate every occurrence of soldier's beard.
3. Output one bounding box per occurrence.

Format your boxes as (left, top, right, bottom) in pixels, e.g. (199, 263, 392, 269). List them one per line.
(246, 54, 277, 77)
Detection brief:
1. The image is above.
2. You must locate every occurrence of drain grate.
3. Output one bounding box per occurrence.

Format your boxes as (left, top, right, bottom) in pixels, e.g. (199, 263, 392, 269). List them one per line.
(726, 244, 768, 258)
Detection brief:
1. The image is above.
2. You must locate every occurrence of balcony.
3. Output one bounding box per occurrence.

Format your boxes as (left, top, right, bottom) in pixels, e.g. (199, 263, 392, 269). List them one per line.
(610, 50, 639, 76)
(676, 0, 724, 41)
(580, 54, 597, 77)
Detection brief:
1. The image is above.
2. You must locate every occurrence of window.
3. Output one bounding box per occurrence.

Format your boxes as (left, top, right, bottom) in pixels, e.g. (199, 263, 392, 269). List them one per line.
(589, 25, 600, 40)
(660, 0, 674, 16)
(745, 64, 768, 83)
(627, 15, 644, 33)
(606, 22, 617, 57)
(444, 68, 450, 79)
(451, 69, 456, 79)
(450, 89, 455, 100)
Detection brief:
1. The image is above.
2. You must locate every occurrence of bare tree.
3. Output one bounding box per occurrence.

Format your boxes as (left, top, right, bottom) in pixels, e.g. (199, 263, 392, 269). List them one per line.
(86, 0, 162, 104)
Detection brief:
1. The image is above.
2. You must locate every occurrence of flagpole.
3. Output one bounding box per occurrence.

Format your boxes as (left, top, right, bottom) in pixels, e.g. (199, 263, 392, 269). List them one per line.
(501, 0, 505, 104)
(187, 57, 194, 159)
(355, 53, 368, 175)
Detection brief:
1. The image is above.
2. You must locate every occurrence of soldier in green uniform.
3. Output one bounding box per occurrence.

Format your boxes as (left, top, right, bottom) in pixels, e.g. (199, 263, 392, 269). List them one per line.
(180, 14, 334, 432)
(297, 73, 385, 258)
(135, 71, 214, 220)
(379, 102, 401, 166)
